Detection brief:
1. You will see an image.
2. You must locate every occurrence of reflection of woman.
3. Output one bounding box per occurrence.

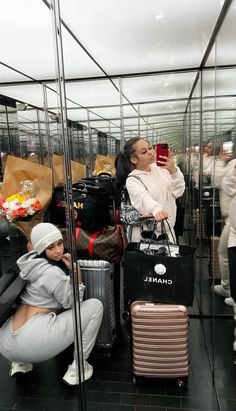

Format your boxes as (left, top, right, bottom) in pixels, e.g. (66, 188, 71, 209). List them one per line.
(212, 145, 236, 305)
(0, 223, 103, 385)
(115, 137, 185, 242)
(228, 196, 236, 353)
(203, 141, 215, 179)
(191, 141, 215, 188)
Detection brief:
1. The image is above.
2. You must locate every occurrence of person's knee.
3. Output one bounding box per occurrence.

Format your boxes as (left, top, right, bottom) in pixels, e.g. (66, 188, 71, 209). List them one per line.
(94, 298, 103, 312)
(90, 298, 103, 317)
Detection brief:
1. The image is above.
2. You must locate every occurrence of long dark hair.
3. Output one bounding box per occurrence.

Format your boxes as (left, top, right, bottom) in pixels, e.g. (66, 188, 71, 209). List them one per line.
(39, 247, 69, 275)
(115, 137, 141, 190)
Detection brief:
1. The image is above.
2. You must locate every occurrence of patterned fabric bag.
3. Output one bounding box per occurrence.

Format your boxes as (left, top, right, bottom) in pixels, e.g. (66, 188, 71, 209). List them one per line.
(75, 225, 126, 263)
(119, 176, 149, 225)
(119, 188, 141, 225)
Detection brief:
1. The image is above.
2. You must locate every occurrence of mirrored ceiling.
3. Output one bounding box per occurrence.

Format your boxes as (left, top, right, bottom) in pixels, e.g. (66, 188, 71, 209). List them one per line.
(0, 0, 235, 148)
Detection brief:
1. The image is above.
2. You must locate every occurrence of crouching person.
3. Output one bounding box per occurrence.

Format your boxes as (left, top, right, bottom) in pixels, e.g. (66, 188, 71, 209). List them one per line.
(0, 223, 103, 385)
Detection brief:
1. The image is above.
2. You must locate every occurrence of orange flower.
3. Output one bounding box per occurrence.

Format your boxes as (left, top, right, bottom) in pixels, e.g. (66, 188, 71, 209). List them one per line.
(11, 210, 19, 219)
(32, 200, 42, 211)
(17, 207, 28, 217)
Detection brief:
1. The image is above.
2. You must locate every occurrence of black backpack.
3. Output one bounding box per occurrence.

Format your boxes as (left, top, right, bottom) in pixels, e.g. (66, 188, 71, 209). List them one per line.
(0, 263, 26, 327)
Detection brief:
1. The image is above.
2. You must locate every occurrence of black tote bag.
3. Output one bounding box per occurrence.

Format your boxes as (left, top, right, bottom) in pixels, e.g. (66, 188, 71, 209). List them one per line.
(124, 242, 196, 307)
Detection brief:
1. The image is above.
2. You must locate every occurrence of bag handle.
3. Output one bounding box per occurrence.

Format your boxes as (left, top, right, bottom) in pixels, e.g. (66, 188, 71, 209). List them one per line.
(161, 219, 176, 245)
(160, 220, 171, 256)
(126, 175, 148, 190)
(73, 180, 108, 194)
(139, 217, 176, 256)
(142, 219, 172, 256)
(122, 175, 148, 203)
(140, 216, 176, 244)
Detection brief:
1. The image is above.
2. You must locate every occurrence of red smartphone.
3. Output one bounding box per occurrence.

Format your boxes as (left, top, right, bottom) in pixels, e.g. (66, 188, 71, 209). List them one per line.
(156, 143, 169, 166)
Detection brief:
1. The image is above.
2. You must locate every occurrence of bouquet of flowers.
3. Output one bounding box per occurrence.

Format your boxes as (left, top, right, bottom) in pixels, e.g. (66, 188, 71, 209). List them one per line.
(0, 180, 42, 222)
(0, 155, 52, 239)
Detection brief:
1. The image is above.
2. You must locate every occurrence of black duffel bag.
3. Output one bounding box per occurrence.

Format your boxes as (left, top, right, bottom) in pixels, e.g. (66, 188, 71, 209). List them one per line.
(124, 242, 196, 307)
(49, 180, 111, 231)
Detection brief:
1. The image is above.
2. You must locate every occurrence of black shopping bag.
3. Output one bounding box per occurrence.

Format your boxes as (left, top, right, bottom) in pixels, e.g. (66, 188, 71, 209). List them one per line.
(124, 243, 196, 306)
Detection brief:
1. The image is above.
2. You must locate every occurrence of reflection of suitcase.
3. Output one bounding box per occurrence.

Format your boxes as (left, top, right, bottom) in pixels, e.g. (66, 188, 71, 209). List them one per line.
(208, 236, 220, 279)
(130, 301, 189, 387)
(195, 208, 208, 239)
(78, 259, 117, 349)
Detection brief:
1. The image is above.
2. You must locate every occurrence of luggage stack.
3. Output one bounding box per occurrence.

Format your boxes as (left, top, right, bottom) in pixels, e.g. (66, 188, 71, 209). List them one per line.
(123, 233, 195, 387)
(131, 301, 189, 387)
(52, 175, 122, 353)
(208, 236, 221, 279)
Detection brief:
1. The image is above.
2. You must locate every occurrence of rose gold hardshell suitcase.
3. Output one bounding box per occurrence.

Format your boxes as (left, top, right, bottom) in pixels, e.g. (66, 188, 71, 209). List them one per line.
(131, 301, 189, 387)
(208, 236, 221, 279)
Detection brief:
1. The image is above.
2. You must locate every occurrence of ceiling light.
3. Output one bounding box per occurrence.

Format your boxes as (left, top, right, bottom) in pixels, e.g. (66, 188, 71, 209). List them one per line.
(16, 102, 28, 111)
(155, 10, 164, 20)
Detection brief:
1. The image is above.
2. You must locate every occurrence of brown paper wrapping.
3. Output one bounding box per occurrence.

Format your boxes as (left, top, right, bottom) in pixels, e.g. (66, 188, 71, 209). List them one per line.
(26, 153, 40, 164)
(1, 155, 52, 239)
(93, 154, 116, 176)
(52, 154, 86, 187)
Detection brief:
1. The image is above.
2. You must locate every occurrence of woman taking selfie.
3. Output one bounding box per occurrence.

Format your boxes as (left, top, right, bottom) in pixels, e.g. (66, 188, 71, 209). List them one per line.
(115, 137, 185, 242)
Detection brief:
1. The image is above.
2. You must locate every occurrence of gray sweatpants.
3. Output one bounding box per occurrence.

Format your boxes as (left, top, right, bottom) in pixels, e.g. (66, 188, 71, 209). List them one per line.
(0, 298, 103, 363)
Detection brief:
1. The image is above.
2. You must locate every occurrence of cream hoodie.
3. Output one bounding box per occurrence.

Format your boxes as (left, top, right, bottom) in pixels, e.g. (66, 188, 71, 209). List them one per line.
(212, 158, 236, 218)
(126, 163, 185, 241)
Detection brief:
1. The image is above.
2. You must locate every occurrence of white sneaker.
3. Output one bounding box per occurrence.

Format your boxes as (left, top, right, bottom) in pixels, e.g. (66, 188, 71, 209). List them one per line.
(9, 361, 33, 377)
(225, 297, 235, 307)
(62, 360, 93, 386)
(233, 340, 236, 352)
(213, 285, 230, 298)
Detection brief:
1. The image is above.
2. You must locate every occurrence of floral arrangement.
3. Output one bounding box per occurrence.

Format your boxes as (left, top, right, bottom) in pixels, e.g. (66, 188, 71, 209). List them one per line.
(0, 180, 42, 222)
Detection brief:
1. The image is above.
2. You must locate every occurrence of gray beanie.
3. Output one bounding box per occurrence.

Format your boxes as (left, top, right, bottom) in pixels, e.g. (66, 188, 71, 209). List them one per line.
(31, 223, 63, 255)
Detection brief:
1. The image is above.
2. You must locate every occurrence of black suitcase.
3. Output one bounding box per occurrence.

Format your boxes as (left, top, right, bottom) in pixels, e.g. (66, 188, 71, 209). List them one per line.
(78, 259, 117, 349)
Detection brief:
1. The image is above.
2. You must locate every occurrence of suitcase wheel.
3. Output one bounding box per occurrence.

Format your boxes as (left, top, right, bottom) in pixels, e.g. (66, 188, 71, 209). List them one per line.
(132, 375, 141, 386)
(177, 377, 188, 388)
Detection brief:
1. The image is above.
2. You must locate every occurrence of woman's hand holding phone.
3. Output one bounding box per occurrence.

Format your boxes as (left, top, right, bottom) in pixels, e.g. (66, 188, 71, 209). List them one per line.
(158, 155, 177, 174)
(156, 143, 177, 174)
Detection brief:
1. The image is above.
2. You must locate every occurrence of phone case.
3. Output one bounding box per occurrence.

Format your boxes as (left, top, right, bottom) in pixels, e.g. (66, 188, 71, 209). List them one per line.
(156, 143, 169, 166)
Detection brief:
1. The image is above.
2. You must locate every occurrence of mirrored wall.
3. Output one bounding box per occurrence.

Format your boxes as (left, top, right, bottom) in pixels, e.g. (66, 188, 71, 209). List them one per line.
(1, 0, 236, 408)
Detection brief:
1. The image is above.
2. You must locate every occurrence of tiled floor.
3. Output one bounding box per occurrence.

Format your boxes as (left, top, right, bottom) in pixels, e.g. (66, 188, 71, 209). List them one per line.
(1, 231, 236, 411)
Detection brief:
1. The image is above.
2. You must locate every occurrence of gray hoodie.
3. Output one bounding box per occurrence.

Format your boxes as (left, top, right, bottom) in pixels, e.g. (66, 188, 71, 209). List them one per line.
(17, 251, 85, 309)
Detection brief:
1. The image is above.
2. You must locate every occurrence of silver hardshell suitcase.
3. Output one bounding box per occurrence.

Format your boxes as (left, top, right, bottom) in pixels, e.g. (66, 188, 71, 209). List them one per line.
(78, 259, 117, 349)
